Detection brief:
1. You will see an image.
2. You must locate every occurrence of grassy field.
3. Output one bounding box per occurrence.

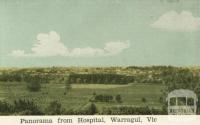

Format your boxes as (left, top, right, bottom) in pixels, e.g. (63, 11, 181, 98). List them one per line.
(0, 82, 165, 112)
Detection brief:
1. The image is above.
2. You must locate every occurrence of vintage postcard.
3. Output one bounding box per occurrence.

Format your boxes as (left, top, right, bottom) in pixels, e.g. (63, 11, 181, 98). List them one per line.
(0, 0, 200, 125)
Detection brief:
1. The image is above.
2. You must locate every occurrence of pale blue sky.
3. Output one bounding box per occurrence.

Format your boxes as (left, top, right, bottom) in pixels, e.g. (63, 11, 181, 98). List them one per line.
(0, 0, 200, 67)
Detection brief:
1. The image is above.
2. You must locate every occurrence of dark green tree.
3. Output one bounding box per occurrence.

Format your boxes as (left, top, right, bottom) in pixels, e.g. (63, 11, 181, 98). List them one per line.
(115, 94, 122, 103)
(45, 101, 64, 115)
(26, 76, 41, 92)
(64, 74, 72, 95)
(88, 103, 97, 115)
(13, 99, 43, 115)
(142, 97, 147, 103)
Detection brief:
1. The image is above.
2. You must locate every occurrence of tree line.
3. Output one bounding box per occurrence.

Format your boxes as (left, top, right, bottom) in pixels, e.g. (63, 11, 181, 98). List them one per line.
(0, 99, 166, 115)
(0, 66, 199, 84)
(100, 106, 165, 115)
(0, 99, 97, 115)
(0, 99, 43, 115)
(69, 73, 134, 84)
(90, 93, 122, 103)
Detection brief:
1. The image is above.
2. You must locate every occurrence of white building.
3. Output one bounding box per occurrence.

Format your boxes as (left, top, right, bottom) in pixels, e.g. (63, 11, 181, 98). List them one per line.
(166, 89, 198, 115)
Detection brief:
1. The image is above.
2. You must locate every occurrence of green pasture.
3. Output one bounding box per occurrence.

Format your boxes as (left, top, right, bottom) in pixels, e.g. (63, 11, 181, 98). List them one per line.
(0, 82, 165, 112)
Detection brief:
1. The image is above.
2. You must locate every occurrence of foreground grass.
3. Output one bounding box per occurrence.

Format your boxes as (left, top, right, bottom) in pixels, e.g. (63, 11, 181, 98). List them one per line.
(0, 82, 165, 112)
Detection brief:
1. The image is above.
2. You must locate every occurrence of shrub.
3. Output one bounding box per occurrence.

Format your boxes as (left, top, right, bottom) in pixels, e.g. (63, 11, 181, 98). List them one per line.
(27, 82, 41, 92)
(0, 101, 13, 114)
(115, 94, 122, 103)
(87, 103, 97, 115)
(45, 101, 64, 115)
(93, 94, 113, 102)
(142, 97, 147, 103)
(13, 99, 43, 115)
(25, 75, 42, 92)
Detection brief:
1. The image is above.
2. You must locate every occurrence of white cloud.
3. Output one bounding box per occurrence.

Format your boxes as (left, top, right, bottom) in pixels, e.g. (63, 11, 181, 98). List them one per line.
(151, 11, 200, 31)
(11, 31, 130, 58)
(12, 50, 27, 57)
(104, 41, 130, 55)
